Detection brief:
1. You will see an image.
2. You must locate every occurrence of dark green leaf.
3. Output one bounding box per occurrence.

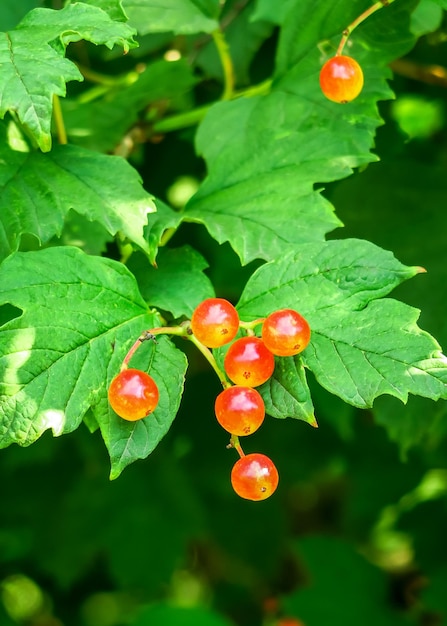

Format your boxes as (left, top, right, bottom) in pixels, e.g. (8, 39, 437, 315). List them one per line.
(128, 245, 215, 318)
(237, 239, 447, 407)
(0, 4, 137, 150)
(0, 247, 187, 476)
(0, 129, 155, 261)
(259, 355, 316, 426)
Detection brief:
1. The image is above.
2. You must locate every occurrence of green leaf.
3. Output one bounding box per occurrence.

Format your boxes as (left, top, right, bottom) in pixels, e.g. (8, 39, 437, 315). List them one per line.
(146, 198, 184, 265)
(128, 245, 215, 318)
(69, 0, 129, 22)
(0, 129, 155, 261)
(99, 334, 187, 479)
(0, 247, 187, 476)
(16, 4, 137, 50)
(258, 355, 316, 426)
(237, 239, 447, 407)
(284, 536, 409, 625)
(184, 94, 342, 264)
(185, 0, 422, 264)
(122, 0, 219, 35)
(0, 4, 137, 151)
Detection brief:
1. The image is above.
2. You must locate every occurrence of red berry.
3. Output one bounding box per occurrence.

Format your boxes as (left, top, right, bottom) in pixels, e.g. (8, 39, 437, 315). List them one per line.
(215, 386, 265, 436)
(224, 336, 275, 387)
(108, 368, 159, 421)
(319, 55, 364, 103)
(262, 309, 311, 357)
(231, 453, 279, 501)
(191, 297, 239, 348)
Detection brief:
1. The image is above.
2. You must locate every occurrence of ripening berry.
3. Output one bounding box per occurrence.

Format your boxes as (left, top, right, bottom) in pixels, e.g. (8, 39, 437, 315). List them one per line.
(215, 386, 265, 436)
(108, 368, 159, 421)
(231, 453, 279, 500)
(191, 297, 239, 348)
(224, 336, 275, 387)
(319, 55, 364, 103)
(262, 309, 311, 356)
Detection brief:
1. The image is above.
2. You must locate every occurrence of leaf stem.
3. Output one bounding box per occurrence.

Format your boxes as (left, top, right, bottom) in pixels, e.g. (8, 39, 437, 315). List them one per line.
(53, 95, 67, 145)
(212, 28, 235, 100)
(336, 0, 396, 56)
(228, 435, 245, 458)
(151, 78, 272, 135)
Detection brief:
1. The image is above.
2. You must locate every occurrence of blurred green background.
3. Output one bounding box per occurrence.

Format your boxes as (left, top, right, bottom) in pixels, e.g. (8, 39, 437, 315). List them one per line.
(2, 1, 447, 625)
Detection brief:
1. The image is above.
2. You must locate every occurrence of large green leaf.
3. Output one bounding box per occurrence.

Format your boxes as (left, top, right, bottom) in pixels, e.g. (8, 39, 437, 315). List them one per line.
(184, 0, 419, 264)
(237, 239, 447, 408)
(123, 0, 219, 35)
(0, 247, 187, 477)
(0, 4, 137, 151)
(329, 160, 447, 450)
(0, 126, 155, 261)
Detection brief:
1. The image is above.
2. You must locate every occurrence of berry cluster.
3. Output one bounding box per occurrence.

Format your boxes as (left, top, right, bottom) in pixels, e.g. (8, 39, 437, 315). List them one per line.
(107, 298, 311, 502)
(191, 298, 310, 501)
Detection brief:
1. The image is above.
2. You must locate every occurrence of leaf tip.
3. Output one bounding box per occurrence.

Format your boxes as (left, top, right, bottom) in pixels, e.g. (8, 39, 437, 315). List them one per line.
(415, 266, 427, 274)
(308, 415, 318, 428)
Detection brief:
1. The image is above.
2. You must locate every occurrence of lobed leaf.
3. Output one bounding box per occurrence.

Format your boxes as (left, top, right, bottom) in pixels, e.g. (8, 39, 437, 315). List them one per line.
(185, 1, 419, 265)
(237, 239, 447, 408)
(0, 247, 187, 475)
(0, 128, 155, 261)
(0, 4, 137, 151)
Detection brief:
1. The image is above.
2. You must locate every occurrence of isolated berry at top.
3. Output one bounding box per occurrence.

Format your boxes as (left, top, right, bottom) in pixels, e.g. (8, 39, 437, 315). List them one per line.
(191, 297, 239, 348)
(224, 336, 275, 387)
(215, 386, 265, 436)
(319, 55, 364, 103)
(108, 368, 159, 421)
(262, 309, 311, 357)
(231, 453, 279, 500)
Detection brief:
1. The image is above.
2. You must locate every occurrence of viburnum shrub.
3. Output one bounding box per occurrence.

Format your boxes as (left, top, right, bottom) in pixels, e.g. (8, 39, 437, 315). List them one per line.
(0, 0, 446, 499)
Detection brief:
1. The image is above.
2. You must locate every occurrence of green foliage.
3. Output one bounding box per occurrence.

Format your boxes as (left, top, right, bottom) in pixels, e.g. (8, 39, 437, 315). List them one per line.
(1, 0, 447, 624)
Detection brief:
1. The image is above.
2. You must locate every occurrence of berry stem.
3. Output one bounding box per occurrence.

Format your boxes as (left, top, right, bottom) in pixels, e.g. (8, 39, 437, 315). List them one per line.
(336, 0, 395, 56)
(186, 333, 232, 389)
(238, 317, 265, 334)
(228, 435, 245, 458)
(120, 325, 189, 371)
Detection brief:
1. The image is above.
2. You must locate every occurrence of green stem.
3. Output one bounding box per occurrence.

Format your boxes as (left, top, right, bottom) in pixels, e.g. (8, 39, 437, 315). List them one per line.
(186, 333, 231, 389)
(121, 326, 189, 371)
(336, 0, 396, 56)
(239, 318, 265, 334)
(151, 79, 272, 135)
(211, 28, 235, 100)
(228, 435, 245, 458)
(53, 95, 67, 145)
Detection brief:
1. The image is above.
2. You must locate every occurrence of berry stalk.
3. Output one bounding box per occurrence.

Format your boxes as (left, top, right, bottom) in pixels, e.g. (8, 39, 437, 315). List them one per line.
(336, 0, 396, 56)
